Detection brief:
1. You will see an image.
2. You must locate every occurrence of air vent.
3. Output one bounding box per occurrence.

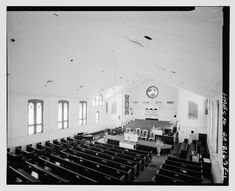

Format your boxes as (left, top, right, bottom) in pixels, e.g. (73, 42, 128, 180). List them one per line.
(167, 101, 174, 104)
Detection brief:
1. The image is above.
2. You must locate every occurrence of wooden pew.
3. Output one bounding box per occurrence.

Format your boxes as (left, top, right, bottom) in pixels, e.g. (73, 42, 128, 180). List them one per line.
(165, 159, 202, 173)
(22, 145, 36, 159)
(191, 140, 199, 153)
(161, 163, 203, 180)
(48, 153, 125, 183)
(179, 139, 188, 159)
(67, 137, 79, 146)
(15, 146, 23, 156)
(90, 129, 107, 140)
(158, 167, 202, 184)
(66, 148, 135, 180)
(167, 155, 202, 168)
(59, 150, 129, 182)
(36, 156, 97, 183)
(44, 141, 56, 154)
(60, 138, 73, 148)
(74, 132, 84, 140)
(24, 160, 70, 183)
(52, 140, 65, 152)
(95, 141, 152, 162)
(7, 166, 41, 183)
(33, 142, 46, 155)
(72, 145, 139, 176)
(7, 150, 22, 165)
(15, 146, 35, 160)
(153, 171, 184, 184)
(91, 143, 148, 166)
(74, 143, 142, 174)
(79, 143, 144, 171)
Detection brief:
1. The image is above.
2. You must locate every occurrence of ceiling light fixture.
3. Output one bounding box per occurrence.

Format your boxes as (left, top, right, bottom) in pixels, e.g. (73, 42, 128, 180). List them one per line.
(144, 36, 152, 40)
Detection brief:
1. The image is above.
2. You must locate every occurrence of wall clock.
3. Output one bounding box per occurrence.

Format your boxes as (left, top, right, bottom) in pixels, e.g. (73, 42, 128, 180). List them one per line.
(146, 86, 159, 98)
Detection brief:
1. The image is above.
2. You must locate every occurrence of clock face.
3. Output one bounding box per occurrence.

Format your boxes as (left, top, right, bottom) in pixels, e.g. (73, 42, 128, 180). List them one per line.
(146, 86, 159, 98)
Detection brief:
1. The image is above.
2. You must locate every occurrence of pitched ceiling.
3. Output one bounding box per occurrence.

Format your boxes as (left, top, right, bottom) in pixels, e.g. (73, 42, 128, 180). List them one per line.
(7, 7, 223, 99)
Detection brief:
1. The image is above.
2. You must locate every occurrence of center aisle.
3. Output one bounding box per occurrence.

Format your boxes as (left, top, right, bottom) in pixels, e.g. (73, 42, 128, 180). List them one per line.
(134, 155, 167, 182)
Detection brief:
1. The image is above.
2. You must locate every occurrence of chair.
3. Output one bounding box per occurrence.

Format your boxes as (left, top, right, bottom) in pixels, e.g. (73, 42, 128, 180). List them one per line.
(148, 132, 155, 141)
(125, 127, 131, 133)
(135, 128, 142, 138)
(141, 129, 148, 140)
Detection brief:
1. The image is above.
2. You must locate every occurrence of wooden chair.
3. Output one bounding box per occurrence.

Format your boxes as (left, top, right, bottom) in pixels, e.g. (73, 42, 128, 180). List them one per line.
(135, 128, 142, 138)
(148, 132, 155, 141)
(141, 129, 148, 140)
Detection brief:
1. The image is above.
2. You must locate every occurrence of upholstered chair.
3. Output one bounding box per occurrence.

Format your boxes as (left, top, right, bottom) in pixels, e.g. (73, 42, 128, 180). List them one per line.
(141, 129, 148, 140)
(135, 128, 142, 138)
(148, 131, 155, 141)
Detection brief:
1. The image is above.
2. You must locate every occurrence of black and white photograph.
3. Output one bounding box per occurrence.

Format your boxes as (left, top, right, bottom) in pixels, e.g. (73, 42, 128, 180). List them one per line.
(0, 1, 232, 191)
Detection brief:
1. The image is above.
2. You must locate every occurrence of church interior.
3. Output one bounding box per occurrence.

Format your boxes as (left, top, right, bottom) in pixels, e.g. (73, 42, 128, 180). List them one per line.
(6, 7, 228, 186)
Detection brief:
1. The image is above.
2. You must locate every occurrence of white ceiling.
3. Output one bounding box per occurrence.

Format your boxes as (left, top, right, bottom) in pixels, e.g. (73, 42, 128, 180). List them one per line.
(7, 7, 223, 99)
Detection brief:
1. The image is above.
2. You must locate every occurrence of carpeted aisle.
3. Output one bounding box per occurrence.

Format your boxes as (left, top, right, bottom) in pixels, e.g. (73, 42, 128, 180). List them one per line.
(134, 154, 167, 182)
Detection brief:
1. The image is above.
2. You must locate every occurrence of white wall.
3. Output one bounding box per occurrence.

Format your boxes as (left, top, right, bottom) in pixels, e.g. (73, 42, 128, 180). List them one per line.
(105, 88, 132, 128)
(8, 94, 107, 148)
(207, 94, 223, 183)
(129, 80, 177, 121)
(177, 88, 208, 142)
(105, 91, 123, 128)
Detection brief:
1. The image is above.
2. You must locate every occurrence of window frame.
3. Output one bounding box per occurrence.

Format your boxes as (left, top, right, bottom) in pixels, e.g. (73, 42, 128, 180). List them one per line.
(96, 111, 100, 124)
(93, 94, 103, 107)
(216, 100, 220, 153)
(58, 100, 69, 129)
(79, 101, 87, 126)
(28, 99, 43, 135)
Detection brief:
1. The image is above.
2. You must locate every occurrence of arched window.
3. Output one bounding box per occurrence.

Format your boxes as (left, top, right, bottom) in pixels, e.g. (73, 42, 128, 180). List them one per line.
(58, 100, 69, 129)
(96, 111, 100, 124)
(79, 101, 87, 125)
(28, 99, 43, 135)
(93, 94, 103, 107)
